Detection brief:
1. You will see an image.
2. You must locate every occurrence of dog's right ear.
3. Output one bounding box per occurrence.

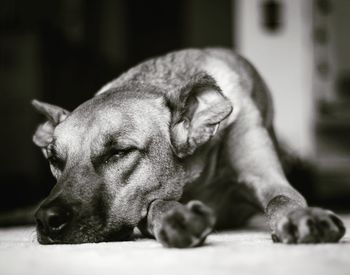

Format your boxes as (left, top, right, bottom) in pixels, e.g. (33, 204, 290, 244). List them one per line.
(31, 100, 70, 147)
(169, 73, 233, 158)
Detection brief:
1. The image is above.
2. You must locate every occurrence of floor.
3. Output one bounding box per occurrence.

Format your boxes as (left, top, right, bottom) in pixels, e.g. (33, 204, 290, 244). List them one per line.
(0, 215, 350, 275)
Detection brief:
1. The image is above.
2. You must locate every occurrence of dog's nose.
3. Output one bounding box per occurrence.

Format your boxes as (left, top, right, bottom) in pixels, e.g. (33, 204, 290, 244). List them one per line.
(35, 206, 71, 235)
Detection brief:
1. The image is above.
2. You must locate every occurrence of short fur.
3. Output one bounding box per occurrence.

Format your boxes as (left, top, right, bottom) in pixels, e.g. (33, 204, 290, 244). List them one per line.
(32, 48, 345, 247)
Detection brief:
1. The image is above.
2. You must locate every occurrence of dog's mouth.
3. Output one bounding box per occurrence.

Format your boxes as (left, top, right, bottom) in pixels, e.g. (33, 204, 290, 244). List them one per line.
(37, 234, 60, 245)
(37, 224, 134, 244)
(104, 225, 134, 242)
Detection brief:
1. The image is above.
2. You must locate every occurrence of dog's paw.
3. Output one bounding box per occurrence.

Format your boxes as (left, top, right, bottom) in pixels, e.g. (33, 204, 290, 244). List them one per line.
(156, 201, 216, 248)
(272, 207, 346, 244)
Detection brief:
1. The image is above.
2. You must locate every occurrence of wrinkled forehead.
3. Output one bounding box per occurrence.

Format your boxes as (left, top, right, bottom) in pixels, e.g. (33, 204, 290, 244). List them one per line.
(53, 94, 170, 150)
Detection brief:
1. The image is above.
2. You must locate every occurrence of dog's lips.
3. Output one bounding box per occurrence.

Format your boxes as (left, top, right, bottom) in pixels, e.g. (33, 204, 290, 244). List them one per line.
(36, 217, 135, 244)
(37, 233, 59, 245)
(105, 225, 134, 242)
(36, 225, 65, 244)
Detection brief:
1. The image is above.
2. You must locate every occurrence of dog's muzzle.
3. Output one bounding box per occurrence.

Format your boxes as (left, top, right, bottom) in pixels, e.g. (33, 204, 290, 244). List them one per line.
(35, 199, 135, 244)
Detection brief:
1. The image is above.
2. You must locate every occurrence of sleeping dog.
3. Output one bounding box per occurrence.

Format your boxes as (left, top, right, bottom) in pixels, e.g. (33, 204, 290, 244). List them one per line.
(32, 48, 346, 247)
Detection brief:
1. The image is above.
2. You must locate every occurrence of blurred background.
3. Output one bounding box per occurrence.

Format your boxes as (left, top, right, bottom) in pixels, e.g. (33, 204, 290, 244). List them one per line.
(0, 0, 349, 214)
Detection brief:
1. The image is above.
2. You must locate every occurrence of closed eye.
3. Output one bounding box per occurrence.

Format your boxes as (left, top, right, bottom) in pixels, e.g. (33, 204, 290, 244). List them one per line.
(46, 144, 65, 171)
(48, 154, 65, 171)
(104, 147, 137, 164)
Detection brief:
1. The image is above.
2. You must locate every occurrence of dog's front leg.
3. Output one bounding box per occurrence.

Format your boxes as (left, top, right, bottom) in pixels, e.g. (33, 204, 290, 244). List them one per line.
(226, 109, 346, 243)
(139, 200, 215, 248)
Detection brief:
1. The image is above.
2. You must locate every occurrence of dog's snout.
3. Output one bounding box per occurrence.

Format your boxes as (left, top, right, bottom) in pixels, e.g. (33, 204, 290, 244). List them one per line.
(35, 205, 71, 239)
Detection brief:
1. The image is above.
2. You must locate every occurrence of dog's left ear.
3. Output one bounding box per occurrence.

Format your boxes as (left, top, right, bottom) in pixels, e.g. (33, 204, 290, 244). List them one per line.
(31, 100, 70, 148)
(170, 74, 233, 158)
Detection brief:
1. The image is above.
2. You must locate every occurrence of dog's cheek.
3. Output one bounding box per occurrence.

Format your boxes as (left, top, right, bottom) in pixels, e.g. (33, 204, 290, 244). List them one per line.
(104, 147, 185, 228)
(100, 162, 151, 226)
(123, 162, 161, 219)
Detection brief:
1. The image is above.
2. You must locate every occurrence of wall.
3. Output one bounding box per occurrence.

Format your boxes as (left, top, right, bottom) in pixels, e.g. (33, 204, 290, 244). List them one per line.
(235, 0, 314, 156)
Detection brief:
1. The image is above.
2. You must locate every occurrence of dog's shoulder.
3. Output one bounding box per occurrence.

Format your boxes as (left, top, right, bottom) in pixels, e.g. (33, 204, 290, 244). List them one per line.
(202, 48, 273, 128)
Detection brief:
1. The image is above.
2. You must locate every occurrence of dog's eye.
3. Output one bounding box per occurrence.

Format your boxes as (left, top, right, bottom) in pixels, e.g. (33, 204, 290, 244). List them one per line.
(48, 155, 65, 170)
(104, 148, 133, 164)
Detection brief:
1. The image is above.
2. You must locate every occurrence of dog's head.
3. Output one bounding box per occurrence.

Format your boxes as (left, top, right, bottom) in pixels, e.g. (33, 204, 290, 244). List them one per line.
(32, 75, 232, 244)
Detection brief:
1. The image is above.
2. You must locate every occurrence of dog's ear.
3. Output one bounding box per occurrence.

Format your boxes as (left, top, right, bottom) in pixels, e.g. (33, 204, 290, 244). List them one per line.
(170, 74, 233, 158)
(31, 99, 70, 148)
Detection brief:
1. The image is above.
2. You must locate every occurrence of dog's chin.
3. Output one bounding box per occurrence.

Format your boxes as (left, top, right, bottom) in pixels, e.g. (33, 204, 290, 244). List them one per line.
(36, 226, 134, 244)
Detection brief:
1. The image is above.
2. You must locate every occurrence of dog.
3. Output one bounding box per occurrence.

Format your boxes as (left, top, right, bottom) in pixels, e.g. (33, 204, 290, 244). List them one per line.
(32, 48, 346, 247)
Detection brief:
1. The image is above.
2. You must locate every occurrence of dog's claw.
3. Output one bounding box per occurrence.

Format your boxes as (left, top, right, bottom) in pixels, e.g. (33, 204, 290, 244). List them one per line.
(156, 201, 215, 248)
(273, 207, 346, 244)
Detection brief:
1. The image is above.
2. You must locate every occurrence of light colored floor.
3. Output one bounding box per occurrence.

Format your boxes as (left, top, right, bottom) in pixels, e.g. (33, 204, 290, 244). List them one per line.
(0, 215, 349, 275)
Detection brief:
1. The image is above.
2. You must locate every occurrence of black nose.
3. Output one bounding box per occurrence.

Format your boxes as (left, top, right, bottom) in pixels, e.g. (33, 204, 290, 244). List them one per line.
(35, 206, 71, 235)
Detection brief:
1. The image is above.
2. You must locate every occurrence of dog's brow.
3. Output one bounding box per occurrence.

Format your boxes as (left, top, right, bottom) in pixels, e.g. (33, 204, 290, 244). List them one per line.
(103, 134, 142, 149)
(104, 134, 119, 148)
(91, 132, 141, 154)
(97, 132, 121, 150)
